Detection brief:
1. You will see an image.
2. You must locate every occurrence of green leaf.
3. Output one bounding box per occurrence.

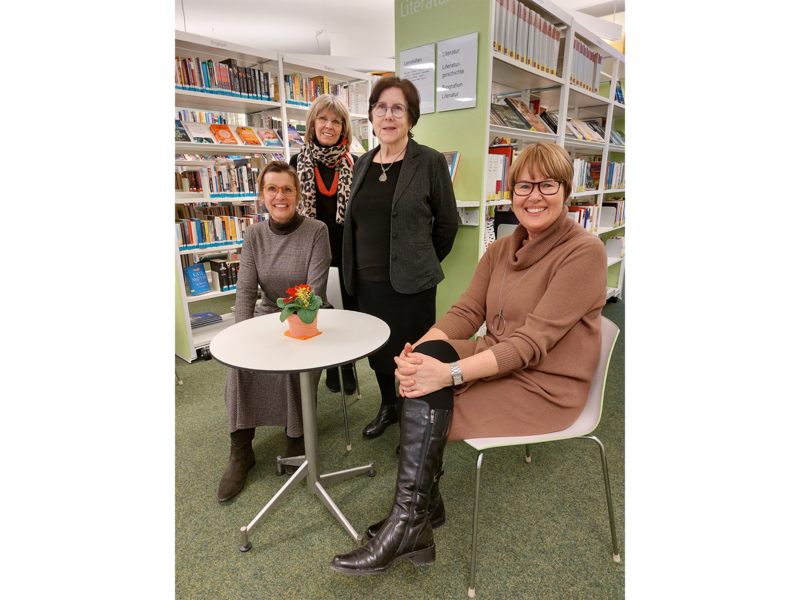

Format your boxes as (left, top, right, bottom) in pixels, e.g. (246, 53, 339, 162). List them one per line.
(310, 296, 323, 310)
(277, 298, 286, 308)
(279, 307, 294, 322)
(297, 308, 317, 324)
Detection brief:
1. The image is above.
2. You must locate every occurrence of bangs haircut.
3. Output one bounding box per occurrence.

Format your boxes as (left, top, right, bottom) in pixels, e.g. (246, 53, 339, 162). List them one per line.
(508, 142, 573, 201)
(304, 94, 353, 145)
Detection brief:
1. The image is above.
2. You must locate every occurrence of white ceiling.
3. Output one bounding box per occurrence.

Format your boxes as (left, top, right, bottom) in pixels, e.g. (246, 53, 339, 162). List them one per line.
(175, 0, 624, 71)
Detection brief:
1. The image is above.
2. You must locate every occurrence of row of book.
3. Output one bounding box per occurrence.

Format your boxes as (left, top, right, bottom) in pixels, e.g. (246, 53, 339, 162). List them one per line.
(491, 97, 555, 134)
(492, 0, 561, 75)
(490, 97, 625, 146)
(604, 162, 625, 190)
(183, 257, 242, 297)
(176, 56, 274, 101)
(176, 201, 260, 222)
(569, 38, 603, 94)
(175, 120, 304, 148)
(175, 109, 247, 127)
(176, 152, 285, 163)
(601, 199, 626, 227)
(573, 159, 626, 192)
(176, 214, 266, 252)
(281, 74, 365, 112)
(571, 199, 628, 232)
(175, 162, 262, 199)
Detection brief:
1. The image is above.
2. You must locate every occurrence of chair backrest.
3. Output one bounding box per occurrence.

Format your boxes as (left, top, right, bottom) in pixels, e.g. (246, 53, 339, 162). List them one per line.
(566, 316, 620, 435)
(497, 224, 516, 239)
(326, 266, 344, 310)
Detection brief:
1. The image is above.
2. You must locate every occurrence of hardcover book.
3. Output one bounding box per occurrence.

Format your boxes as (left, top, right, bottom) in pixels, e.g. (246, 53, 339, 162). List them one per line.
(236, 127, 262, 146)
(175, 120, 192, 142)
(209, 124, 238, 144)
(490, 103, 530, 130)
(442, 151, 461, 183)
(282, 125, 305, 147)
(503, 97, 553, 134)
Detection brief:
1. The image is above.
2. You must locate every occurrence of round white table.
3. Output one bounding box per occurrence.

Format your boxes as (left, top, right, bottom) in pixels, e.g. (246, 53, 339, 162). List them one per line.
(210, 309, 390, 551)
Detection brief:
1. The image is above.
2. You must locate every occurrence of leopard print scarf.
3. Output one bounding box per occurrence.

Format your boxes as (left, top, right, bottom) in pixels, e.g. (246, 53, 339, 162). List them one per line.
(296, 139, 353, 226)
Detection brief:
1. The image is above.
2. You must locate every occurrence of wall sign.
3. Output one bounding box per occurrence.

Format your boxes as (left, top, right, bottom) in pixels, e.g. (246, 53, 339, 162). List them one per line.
(437, 32, 478, 112)
(399, 43, 436, 115)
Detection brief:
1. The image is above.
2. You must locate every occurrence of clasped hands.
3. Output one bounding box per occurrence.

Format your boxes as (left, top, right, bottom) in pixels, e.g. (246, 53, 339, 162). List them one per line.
(394, 342, 451, 399)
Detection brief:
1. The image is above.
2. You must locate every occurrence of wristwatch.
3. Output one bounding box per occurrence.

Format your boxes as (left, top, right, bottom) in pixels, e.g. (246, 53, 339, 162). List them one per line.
(449, 361, 464, 386)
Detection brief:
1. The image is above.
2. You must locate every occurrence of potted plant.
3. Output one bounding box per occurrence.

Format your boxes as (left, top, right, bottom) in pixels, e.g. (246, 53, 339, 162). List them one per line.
(277, 284, 323, 339)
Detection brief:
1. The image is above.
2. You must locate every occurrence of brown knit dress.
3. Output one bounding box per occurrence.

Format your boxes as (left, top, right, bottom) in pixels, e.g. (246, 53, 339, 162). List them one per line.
(433, 205, 608, 441)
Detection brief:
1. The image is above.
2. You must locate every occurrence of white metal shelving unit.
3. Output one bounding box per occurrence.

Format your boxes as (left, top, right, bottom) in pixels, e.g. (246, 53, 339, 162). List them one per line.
(175, 31, 375, 362)
(483, 0, 625, 302)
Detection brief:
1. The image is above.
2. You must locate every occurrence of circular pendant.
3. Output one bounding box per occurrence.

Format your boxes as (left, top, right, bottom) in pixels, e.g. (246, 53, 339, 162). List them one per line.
(379, 172, 387, 182)
(491, 313, 506, 335)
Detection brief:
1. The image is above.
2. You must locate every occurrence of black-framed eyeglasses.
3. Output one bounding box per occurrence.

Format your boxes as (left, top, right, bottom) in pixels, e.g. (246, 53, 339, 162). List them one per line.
(316, 115, 343, 127)
(513, 180, 565, 196)
(371, 102, 407, 118)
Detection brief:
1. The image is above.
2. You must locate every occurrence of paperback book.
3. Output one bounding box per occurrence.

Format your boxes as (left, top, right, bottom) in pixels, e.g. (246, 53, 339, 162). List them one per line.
(184, 264, 211, 296)
(182, 122, 215, 144)
(490, 103, 530, 130)
(256, 128, 283, 147)
(442, 151, 461, 184)
(175, 120, 192, 142)
(236, 126, 262, 146)
(190, 311, 222, 329)
(503, 97, 554, 134)
(209, 124, 238, 144)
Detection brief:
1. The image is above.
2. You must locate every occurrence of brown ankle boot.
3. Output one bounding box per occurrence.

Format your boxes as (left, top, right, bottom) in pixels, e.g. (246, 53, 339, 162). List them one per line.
(217, 428, 256, 501)
(283, 432, 305, 475)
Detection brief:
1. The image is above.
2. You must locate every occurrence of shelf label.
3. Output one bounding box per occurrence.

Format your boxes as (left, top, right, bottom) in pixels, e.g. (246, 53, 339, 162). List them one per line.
(436, 32, 478, 112)
(400, 44, 436, 115)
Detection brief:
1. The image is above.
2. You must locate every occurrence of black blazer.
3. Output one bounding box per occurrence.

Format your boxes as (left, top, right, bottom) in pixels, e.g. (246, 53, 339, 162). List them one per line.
(342, 138, 459, 295)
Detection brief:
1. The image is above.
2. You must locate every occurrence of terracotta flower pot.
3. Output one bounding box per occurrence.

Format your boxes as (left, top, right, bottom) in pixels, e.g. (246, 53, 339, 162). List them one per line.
(286, 313, 320, 339)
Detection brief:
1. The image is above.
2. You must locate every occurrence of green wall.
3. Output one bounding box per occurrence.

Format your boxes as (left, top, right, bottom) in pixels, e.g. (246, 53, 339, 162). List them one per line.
(394, 0, 493, 319)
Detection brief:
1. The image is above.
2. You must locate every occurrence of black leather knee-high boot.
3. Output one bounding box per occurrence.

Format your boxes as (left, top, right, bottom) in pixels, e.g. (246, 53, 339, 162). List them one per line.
(329, 397, 452, 574)
(364, 466, 446, 540)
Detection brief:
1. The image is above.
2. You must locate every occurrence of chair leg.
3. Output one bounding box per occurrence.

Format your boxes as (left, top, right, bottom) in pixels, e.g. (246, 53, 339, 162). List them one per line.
(175, 370, 183, 385)
(581, 435, 621, 563)
(525, 444, 532, 463)
(338, 366, 352, 451)
(352, 360, 362, 400)
(468, 452, 484, 598)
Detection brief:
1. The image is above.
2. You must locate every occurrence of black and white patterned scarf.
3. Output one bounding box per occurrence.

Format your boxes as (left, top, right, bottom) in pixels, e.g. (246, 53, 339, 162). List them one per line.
(296, 139, 353, 226)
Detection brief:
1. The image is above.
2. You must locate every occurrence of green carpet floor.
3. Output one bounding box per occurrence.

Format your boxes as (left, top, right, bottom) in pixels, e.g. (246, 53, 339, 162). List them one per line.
(175, 298, 624, 599)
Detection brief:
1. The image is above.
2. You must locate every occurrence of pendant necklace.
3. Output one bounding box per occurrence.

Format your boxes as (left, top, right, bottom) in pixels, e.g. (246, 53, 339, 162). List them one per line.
(378, 144, 406, 182)
(491, 258, 536, 335)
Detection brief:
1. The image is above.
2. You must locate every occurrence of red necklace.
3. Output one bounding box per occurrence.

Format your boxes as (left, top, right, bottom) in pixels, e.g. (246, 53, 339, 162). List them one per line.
(314, 166, 339, 196)
(313, 142, 348, 196)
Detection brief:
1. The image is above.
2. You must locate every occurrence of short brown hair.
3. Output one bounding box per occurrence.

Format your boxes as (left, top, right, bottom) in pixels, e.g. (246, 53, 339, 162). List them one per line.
(368, 76, 420, 138)
(303, 94, 353, 146)
(257, 160, 301, 196)
(508, 143, 574, 202)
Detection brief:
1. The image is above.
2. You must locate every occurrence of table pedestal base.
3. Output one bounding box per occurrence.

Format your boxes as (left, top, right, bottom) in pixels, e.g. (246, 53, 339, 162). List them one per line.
(238, 371, 376, 552)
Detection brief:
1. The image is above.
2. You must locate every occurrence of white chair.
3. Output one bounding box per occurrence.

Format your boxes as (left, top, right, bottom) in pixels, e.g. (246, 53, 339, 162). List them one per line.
(496, 223, 516, 239)
(325, 266, 362, 451)
(464, 316, 621, 597)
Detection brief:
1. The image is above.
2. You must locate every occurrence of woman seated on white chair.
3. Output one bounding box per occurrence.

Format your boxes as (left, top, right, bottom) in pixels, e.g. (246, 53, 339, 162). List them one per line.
(330, 142, 608, 575)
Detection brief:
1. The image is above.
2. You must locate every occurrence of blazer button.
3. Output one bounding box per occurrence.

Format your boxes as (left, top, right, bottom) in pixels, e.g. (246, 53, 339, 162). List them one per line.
(392, 211, 398, 217)
(392, 233, 398, 239)
(391, 256, 397, 261)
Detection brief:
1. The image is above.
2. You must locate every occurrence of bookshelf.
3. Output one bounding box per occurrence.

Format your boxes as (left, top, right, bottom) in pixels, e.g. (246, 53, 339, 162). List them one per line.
(175, 31, 374, 362)
(394, 0, 625, 314)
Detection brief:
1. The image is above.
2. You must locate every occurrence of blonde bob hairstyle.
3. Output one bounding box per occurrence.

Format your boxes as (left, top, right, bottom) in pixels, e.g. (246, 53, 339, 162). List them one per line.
(303, 94, 353, 146)
(508, 142, 574, 203)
